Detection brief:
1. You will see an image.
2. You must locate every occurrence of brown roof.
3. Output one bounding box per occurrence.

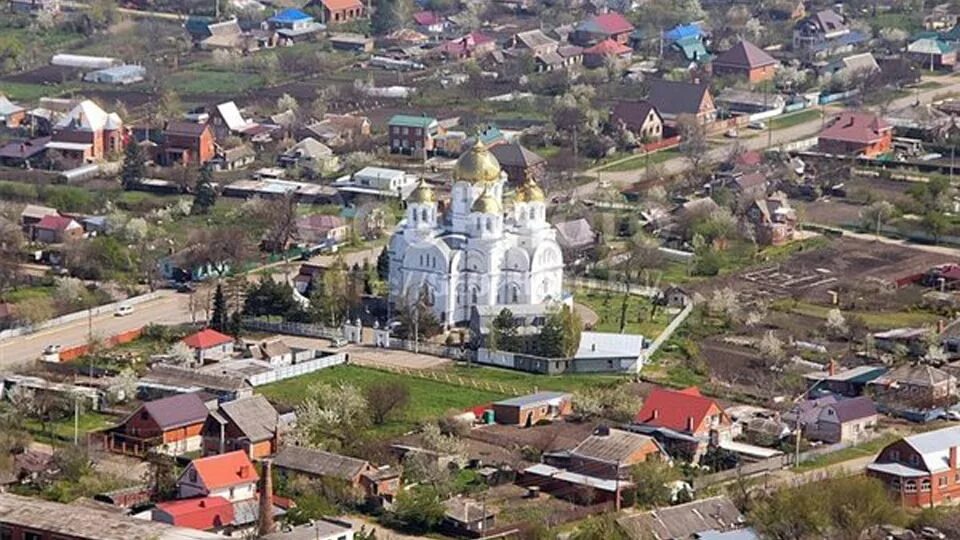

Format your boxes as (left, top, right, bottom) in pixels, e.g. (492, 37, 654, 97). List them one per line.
(321, 0, 362, 10)
(610, 100, 660, 132)
(489, 142, 545, 168)
(819, 112, 891, 145)
(569, 427, 659, 464)
(713, 40, 778, 70)
(164, 121, 209, 138)
(213, 394, 278, 443)
(135, 392, 210, 431)
(273, 446, 369, 481)
(648, 79, 712, 117)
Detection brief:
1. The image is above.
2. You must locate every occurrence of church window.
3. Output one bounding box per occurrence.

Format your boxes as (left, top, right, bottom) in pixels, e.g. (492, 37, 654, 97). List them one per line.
(486, 218, 493, 232)
(471, 288, 478, 304)
(419, 254, 424, 266)
(475, 217, 481, 231)
(421, 209, 427, 222)
(511, 286, 519, 303)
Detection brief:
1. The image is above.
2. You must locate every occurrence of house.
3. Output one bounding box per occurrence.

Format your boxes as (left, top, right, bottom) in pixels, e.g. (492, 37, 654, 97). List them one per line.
(0, 95, 25, 128)
(793, 9, 857, 55)
(609, 100, 664, 143)
(333, 166, 415, 200)
(269, 8, 323, 44)
(20, 204, 59, 228)
(301, 113, 370, 146)
(152, 496, 234, 532)
(442, 497, 498, 537)
(869, 364, 957, 418)
(436, 31, 497, 60)
(199, 19, 274, 51)
(278, 137, 339, 174)
(212, 144, 256, 171)
(554, 218, 599, 260)
(296, 214, 348, 245)
(48, 100, 124, 165)
(535, 45, 584, 72)
(818, 111, 893, 158)
(803, 364, 888, 398)
(670, 35, 710, 65)
(712, 40, 779, 83)
(31, 214, 83, 244)
(163, 121, 215, 166)
(106, 392, 210, 456)
(0, 136, 50, 167)
(388, 114, 440, 156)
(272, 446, 401, 502)
(263, 520, 355, 540)
(513, 29, 558, 56)
(647, 79, 716, 124)
(867, 425, 960, 507)
(177, 450, 258, 502)
(183, 328, 235, 362)
(908, 37, 957, 70)
(658, 285, 691, 308)
(9, 0, 59, 14)
(582, 38, 632, 68)
(801, 395, 878, 444)
(634, 386, 731, 460)
(715, 89, 786, 115)
(491, 391, 573, 427)
(744, 192, 797, 247)
(488, 142, 546, 184)
(571, 12, 635, 46)
(872, 327, 931, 356)
(201, 394, 279, 458)
(562, 426, 665, 479)
(314, 0, 365, 25)
(885, 104, 956, 140)
(0, 493, 221, 540)
(616, 496, 750, 540)
(413, 10, 445, 34)
(767, 0, 804, 21)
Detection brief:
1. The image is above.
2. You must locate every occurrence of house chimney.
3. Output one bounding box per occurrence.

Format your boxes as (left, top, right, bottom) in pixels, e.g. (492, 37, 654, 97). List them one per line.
(259, 459, 275, 535)
(828, 359, 837, 377)
(652, 409, 659, 419)
(951, 447, 957, 470)
(686, 416, 695, 432)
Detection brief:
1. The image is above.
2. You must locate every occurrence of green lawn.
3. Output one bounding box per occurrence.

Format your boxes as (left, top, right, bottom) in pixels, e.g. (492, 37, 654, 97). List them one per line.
(794, 433, 901, 472)
(445, 364, 625, 393)
(574, 288, 672, 338)
(259, 365, 508, 436)
(597, 149, 680, 173)
(3, 285, 55, 304)
(769, 109, 822, 130)
(0, 81, 69, 101)
(23, 412, 115, 445)
(771, 300, 941, 330)
(165, 70, 264, 95)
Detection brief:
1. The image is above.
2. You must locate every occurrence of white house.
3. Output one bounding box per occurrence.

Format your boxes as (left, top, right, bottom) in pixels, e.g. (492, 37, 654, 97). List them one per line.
(176, 450, 259, 502)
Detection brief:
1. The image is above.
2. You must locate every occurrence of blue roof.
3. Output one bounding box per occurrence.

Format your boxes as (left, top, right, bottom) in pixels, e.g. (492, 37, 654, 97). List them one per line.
(664, 23, 701, 43)
(269, 8, 313, 23)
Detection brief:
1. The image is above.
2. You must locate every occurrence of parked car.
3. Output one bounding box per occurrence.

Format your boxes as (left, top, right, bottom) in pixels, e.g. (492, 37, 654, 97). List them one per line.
(748, 121, 766, 130)
(114, 305, 134, 317)
(940, 410, 960, 421)
(43, 344, 61, 355)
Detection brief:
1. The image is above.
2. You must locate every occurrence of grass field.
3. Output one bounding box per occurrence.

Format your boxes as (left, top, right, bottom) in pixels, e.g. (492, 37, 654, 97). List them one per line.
(260, 365, 508, 436)
(3, 285, 55, 304)
(24, 412, 115, 445)
(794, 432, 901, 472)
(771, 300, 941, 330)
(769, 109, 822, 130)
(165, 70, 264, 95)
(597, 149, 681, 173)
(574, 288, 672, 338)
(444, 364, 625, 393)
(0, 81, 70, 101)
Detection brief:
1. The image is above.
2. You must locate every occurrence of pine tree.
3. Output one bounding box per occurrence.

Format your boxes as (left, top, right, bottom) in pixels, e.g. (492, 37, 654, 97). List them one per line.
(491, 308, 519, 353)
(376, 247, 390, 281)
(192, 167, 217, 215)
(210, 283, 227, 332)
(120, 140, 145, 189)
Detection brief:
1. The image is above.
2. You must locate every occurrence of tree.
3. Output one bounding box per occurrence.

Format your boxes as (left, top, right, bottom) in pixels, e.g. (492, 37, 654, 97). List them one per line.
(922, 210, 949, 244)
(774, 64, 807, 91)
(371, 0, 413, 35)
(364, 381, 410, 425)
(120, 140, 145, 189)
(192, 168, 217, 215)
(0, 216, 24, 299)
(255, 193, 299, 254)
(536, 305, 581, 358)
(676, 114, 709, 173)
(570, 515, 629, 540)
(210, 283, 228, 332)
(825, 308, 848, 338)
(758, 331, 785, 363)
(276, 93, 299, 114)
(376, 247, 390, 281)
(106, 368, 138, 404)
(167, 341, 194, 366)
(291, 382, 369, 452)
(392, 486, 445, 533)
(490, 308, 519, 352)
(859, 200, 896, 238)
(14, 297, 54, 325)
(631, 460, 680, 509)
(394, 284, 441, 341)
(244, 278, 297, 319)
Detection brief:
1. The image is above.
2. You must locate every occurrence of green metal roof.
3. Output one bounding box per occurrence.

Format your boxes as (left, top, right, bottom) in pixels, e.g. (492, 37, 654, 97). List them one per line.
(389, 114, 437, 128)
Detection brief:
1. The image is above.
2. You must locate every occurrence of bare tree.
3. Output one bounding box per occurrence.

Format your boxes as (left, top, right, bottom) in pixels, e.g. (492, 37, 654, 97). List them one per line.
(364, 380, 410, 425)
(676, 114, 709, 174)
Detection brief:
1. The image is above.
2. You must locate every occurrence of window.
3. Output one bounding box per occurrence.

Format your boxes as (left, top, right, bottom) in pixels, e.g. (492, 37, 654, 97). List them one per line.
(905, 480, 917, 493)
(909, 454, 920, 466)
(940, 476, 948, 488)
(25, 533, 42, 540)
(189, 469, 197, 482)
(891, 450, 900, 462)
(0, 527, 10, 540)
(229, 487, 236, 499)
(471, 288, 478, 304)
(921, 479, 932, 492)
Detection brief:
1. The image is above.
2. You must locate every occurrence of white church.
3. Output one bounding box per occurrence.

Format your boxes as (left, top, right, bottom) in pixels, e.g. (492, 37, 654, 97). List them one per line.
(387, 140, 565, 327)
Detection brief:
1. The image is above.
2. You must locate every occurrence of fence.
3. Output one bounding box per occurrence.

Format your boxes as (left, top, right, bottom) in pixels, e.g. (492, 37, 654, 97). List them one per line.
(352, 359, 533, 396)
(818, 89, 860, 105)
(246, 353, 347, 386)
(0, 291, 163, 342)
(691, 453, 794, 490)
(564, 276, 658, 298)
(640, 135, 681, 154)
(641, 302, 693, 363)
(241, 318, 341, 340)
(59, 327, 144, 362)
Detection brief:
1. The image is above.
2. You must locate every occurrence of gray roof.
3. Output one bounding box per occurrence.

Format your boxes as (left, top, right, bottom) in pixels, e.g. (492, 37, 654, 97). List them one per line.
(875, 364, 954, 388)
(554, 218, 596, 249)
(648, 79, 711, 117)
(903, 425, 960, 473)
(443, 497, 497, 523)
(285, 137, 333, 159)
(570, 428, 658, 464)
(273, 446, 369, 480)
(515, 29, 557, 50)
(489, 142, 545, 168)
(827, 396, 877, 423)
(142, 364, 252, 392)
(139, 392, 209, 430)
(616, 496, 745, 540)
(493, 391, 571, 409)
(262, 520, 353, 540)
(215, 394, 278, 442)
(576, 331, 644, 359)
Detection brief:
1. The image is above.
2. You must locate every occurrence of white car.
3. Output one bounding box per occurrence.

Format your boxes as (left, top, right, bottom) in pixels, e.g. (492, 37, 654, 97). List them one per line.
(43, 344, 61, 355)
(114, 305, 134, 317)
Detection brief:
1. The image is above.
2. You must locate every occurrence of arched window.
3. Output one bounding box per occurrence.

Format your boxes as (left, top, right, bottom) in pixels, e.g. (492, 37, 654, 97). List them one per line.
(421, 209, 427, 222)
(921, 479, 931, 492)
(905, 480, 917, 493)
(510, 285, 519, 303)
(471, 287, 479, 304)
(475, 217, 481, 231)
(486, 218, 493, 231)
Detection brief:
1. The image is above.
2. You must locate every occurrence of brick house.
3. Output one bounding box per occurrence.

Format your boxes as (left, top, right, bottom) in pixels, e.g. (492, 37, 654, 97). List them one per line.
(869, 364, 958, 415)
(582, 38, 633, 68)
(492, 392, 573, 427)
(744, 192, 797, 247)
(388, 114, 440, 156)
(648, 79, 716, 124)
(436, 31, 497, 61)
(273, 446, 401, 503)
(867, 425, 960, 507)
(163, 121, 215, 166)
(47, 100, 123, 165)
(488, 142, 546, 184)
(711, 40, 780, 84)
(182, 328, 235, 363)
(201, 395, 279, 459)
(818, 111, 893, 158)
(107, 392, 210, 456)
(610, 100, 664, 143)
(571, 12, 635, 46)
(315, 0, 365, 24)
(296, 214, 349, 245)
(565, 426, 665, 479)
(31, 214, 83, 244)
(634, 386, 732, 461)
(177, 450, 259, 502)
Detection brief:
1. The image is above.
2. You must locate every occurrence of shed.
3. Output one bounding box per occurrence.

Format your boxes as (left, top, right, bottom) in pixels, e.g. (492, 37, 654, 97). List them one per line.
(492, 391, 572, 427)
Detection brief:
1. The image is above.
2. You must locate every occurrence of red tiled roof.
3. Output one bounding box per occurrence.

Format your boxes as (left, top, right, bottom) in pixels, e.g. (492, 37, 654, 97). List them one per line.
(590, 12, 634, 35)
(189, 450, 259, 491)
(154, 496, 234, 530)
(736, 150, 763, 167)
(635, 386, 722, 434)
(183, 328, 233, 350)
(439, 31, 493, 55)
(819, 111, 891, 145)
(321, 0, 362, 10)
(584, 38, 632, 56)
(35, 214, 77, 231)
(413, 10, 441, 26)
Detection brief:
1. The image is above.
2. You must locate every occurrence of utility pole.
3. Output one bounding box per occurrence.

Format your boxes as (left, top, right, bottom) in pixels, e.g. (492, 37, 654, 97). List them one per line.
(73, 393, 79, 445)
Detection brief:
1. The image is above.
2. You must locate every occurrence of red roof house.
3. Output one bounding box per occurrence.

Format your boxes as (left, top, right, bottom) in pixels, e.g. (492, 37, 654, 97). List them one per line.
(818, 111, 893, 158)
(413, 10, 443, 31)
(32, 214, 82, 244)
(712, 40, 780, 83)
(635, 387, 730, 436)
(152, 496, 235, 531)
(437, 31, 496, 60)
(177, 450, 259, 502)
(573, 12, 635, 45)
(182, 328, 235, 362)
(314, 0, 364, 24)
(583, 38, 633, 68)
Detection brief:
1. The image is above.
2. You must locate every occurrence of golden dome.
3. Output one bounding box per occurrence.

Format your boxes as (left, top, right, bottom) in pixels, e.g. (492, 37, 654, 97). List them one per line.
(471, 188, 501, 214)
(454, 139, 501, 184)
(515, 176, 545, 203)
(409, 179, 435, 204)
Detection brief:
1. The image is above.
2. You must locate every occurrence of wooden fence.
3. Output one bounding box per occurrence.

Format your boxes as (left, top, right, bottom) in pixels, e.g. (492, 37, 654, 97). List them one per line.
(350, 359, 532, 397)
